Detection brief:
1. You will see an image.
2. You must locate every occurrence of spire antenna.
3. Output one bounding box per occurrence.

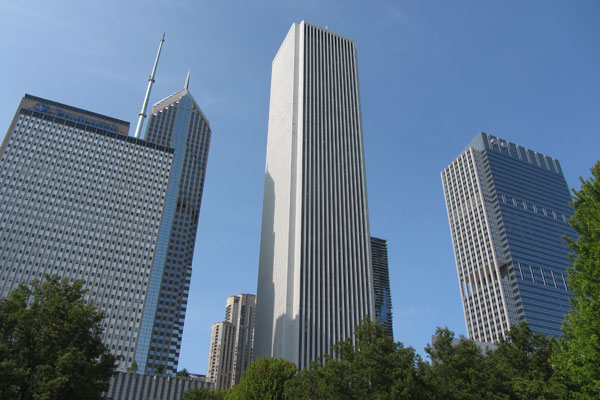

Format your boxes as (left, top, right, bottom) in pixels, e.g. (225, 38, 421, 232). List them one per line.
(185, 69, 190, 90)
(134, 33, 165, 139)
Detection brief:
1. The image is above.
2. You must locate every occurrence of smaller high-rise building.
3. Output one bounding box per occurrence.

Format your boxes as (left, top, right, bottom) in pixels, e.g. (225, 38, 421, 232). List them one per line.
(227, 294, 257, 386)
(207, 294, 256, 389)
(371, 237, 393, 338)
(207, 321, 235, 389)
(441, 132, 575, 343)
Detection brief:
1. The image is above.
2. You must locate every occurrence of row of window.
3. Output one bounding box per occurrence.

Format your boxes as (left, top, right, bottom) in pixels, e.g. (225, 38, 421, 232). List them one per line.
(515, 262, 569, 290)
(487, 136, 561, 174)
(501, 193, 569, 222)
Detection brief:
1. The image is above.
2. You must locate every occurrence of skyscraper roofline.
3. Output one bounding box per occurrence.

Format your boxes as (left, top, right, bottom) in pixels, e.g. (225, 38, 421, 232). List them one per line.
(273, 21, 355, 65)
(24, 94, 129, 126)
(151, 84, 211, 127)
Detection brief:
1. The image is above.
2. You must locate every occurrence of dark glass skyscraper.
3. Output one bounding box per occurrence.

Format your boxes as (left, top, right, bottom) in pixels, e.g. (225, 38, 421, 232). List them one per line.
(135, 80, 212, 374)
(371, 237, 393, 338)
(441, 132, 575, 342)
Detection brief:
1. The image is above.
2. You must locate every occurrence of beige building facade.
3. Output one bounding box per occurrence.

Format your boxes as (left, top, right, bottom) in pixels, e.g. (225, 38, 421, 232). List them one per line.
(207, 294, 256, 389)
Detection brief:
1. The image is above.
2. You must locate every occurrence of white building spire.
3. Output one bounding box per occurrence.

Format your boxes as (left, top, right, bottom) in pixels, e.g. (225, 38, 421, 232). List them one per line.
(185, 69, 191, 90)
(134, 33, 165, 139)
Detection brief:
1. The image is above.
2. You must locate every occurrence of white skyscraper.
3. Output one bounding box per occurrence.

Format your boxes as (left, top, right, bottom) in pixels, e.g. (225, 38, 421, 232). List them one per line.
(255, 21, 374, 370)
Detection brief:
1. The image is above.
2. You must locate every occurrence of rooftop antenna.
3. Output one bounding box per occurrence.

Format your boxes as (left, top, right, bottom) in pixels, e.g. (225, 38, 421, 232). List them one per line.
(134, 33, 165, 139)
(184, 69, 190, 90)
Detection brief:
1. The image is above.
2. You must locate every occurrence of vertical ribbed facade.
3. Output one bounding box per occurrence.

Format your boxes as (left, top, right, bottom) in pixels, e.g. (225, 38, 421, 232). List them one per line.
(441, 132, 575, 342)
(135, 86, 212, 374)
(371, 237, 393, 338)
(255, 21, 374, 370)
(105, 371, 213, 400)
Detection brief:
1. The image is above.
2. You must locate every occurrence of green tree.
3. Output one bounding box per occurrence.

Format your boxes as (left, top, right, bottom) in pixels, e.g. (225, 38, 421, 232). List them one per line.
(424, 328, 499, 400)
(0, 275, 115, 400)
(553, 161, 600, 398)
(285, 319, 426, 399)
(128, 360, 138, 373)
(488, 322, 566, 399)
(182, 387, 226, 400)
(225, 357, 296, 400)
(177, 368, 190, 377)
(155, 365, 165, 375)
(284, 357, 353, 399)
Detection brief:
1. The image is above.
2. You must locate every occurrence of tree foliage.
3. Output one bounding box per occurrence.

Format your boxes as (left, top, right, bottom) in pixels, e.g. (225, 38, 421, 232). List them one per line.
(424, 328, 498, 400)
(423, 324, 566, 400)
(489, 323, 566, 399)
(553, 161, 600, 398)
(128, 360, 138, 373)
(183, 387, 226, 400)
(285, 318, 426, 399)
(225, 357, 296, 400)
(0, 275, 115, 400)
(212, 319, 584, 400)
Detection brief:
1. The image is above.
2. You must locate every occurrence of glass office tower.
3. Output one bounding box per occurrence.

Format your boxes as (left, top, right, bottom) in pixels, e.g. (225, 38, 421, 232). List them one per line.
(255, 21, 374, 370)
(0, 94, 173, 370)
(135, 81, 212, 374)
(441, 132, 575, 342)
(371, 237, 393, 338)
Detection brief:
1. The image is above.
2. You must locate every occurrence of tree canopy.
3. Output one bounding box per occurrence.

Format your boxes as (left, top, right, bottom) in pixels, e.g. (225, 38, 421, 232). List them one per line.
(183, 387, 226, 400)
(285, 321, 567, 400)
(488, 323, 566, 399)
(192, 320, 579, 400)
(553, 161, 600, 398)
(285, 318, 426, 399)
(0, 275, 115, 400)
(225, 357, 296, 400)
(424, 327, 496, 400)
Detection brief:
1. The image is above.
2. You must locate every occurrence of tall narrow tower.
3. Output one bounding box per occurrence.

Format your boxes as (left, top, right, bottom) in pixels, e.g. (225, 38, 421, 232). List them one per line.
(255, 21, 374, 370)
(134, 75, 212, 374)
(441, 132, 575, 343)
(228, 294, 256, 386)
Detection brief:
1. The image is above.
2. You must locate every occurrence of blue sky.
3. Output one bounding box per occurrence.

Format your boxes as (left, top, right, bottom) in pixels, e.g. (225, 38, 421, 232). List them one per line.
(1, 0, 598, 374)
